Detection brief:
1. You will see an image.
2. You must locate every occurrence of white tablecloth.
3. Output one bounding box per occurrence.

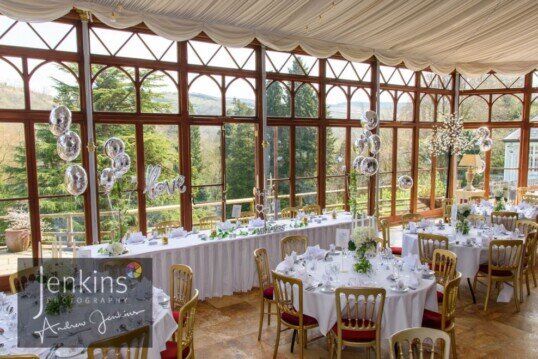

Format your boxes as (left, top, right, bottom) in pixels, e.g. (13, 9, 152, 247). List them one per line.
(84, 217, 354, 300)
(401, 226, 513, 279)
(275, 256, 438, 339)
(0, 289, 176, 359)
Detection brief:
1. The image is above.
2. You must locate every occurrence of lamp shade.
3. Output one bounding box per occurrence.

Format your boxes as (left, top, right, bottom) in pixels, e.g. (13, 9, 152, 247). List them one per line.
(459, 154, 482, 168)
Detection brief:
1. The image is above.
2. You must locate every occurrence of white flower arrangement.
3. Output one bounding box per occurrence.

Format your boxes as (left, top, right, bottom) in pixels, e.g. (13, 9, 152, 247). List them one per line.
(352, 226, 377, 247)
(98, 241, 127, 256)
(458, 204, 472, 217)
(43, 260, 74, 280)
(493, 188, 504, 198)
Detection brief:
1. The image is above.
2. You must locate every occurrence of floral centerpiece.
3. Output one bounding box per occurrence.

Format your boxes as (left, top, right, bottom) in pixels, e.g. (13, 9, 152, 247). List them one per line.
(98, 240, 128, 256)
(352, 226, 377, 258)
(456, 204, 471, 235)
(39, 260, 76, 315)
(493, 187, 504, 201)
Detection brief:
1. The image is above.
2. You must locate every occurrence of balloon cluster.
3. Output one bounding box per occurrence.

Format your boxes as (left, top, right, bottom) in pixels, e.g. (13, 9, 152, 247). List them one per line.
(100, 137, 131, 194)
(352, 110, 381, 177)
(49, 106, 88, 196)
(474, 127, 493, 152)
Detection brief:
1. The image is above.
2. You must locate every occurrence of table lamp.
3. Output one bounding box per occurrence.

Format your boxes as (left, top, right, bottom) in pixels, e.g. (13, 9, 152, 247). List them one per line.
(459, 154, 482, 191)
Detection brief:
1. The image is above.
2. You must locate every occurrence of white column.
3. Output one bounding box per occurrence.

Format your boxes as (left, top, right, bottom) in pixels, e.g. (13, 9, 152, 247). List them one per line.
(374, 61, 381, 217)
(260, 45, 268, 184)
(81, 18, 99, 244)
(453, 74, 461, 198)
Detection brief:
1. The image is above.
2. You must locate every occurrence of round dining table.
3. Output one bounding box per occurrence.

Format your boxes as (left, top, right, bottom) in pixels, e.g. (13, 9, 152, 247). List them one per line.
(274, 253, 438, 339)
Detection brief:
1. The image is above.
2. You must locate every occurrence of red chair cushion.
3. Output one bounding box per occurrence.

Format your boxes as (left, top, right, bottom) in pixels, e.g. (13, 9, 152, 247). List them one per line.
(172, 311, 188, 325)
(263, 286, 274, 300)
(281, 312, 318, 327)
(422, 309, 451, 329)
(478, 264, 513, 277)
(437, 291, 444, 302)
(161, 341, 191, 359)
(390, 246, 402, 255)
(331, 319, 376, 342)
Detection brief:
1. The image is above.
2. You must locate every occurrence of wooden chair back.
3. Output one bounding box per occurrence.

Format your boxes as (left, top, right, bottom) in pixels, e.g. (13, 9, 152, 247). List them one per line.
(491, 211, 518, 231)
(442, 198, 454, 223)
(379, 219, 391, 248)
(522, 231, 537, 270)
(334, 287, 386, 345)
(88, 325, 150, 359)
(432, 249, 458, 287)
(155, 220, 181, 234)
(280, 207, 298, 219)
(171, 289, 198, 359)
(280, 235, 307, 260)
(402, 213, 423, 228)
(487, 239, 523, 276)
(272, 271, 304, 324)
(468, 195, 486, 204)
(389, 327, 451, 359)
(254, 248, 272, 293)
(516, 219, 538, 237)
(199, 215, 220, 230)
(468, 214, 485, 226)
(302, 204, 321, 215)
(417, 233, 448, 266)
(9, 266, 39, 294)
(170, 264, 193, 313)
(440, 272, 461, 330)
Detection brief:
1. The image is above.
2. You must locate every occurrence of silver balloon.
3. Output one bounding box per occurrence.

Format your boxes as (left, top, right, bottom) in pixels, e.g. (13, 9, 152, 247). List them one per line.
(112, 153, 131, 178)
(353, 155, 365, 170)
(479, 137, 493, 152)
(57, 131, 81, 162)
(360, 157, 378, 176)
(475, 127, 490, 139)
(360, 130, 373, 141)
(362, 110, 379, 130)
(104, 137, 125, 159)
(353, 138, 366, 154)
(368, 134, 381, 155)
(476, 159, 486, 174)
(397, 175, 414, 190)
(100, 167, 116, 191)
(64, 164, 88, 196)
(49, 106, 72, 137)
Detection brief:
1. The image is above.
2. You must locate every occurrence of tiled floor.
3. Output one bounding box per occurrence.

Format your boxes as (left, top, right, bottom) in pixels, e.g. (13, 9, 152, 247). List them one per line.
(191, 227, 538, 358)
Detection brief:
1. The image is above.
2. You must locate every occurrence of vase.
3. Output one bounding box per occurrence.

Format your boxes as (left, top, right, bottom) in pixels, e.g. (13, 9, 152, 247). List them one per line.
(5, 228, 31, 252)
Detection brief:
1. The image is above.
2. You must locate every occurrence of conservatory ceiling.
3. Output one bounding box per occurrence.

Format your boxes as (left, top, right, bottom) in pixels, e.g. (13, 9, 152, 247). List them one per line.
(1, 0, 538, 75)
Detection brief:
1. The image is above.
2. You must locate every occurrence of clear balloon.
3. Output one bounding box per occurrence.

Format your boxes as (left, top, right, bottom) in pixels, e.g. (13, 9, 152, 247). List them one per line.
(57, 131, 81, 162)
(362, 110, 379, 130)
(104, 137, 125, 159)
(475, 127, 490, 139)
(368, 134, 381, 155)
(476, 159, 486, 174)
(352, 155, 365, 170)
(397, 175, 414, 190)
(49, 106, 72, 137)
(479, 137, 493, 152)
(100, 167, 116, 192)
(360, 157, 378, 176)
(64, 164, 88, 196)
(360, 130, 372, 141)
(353, 138, 366, 154)
(112, 153, 131, 178)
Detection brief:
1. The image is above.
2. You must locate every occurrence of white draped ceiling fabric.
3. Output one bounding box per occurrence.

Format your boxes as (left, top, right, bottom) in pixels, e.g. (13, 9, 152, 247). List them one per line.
(1, 0, 538, 76)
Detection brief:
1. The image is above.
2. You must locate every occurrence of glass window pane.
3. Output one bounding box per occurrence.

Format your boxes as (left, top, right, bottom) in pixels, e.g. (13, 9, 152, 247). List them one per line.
(0, 200, 32, 276)
(140, 70, 178, 114)
(397, 92, 413, 122)
(380, 91, 395, 121)
(188, 74, 222, 116)
(459, 95, 488, 122)
(396, 129, 413, 214)
(528, 128, 538, 186)
(379, 128, 393, 216)
(326, 177, 345, 211)
(266, 126, 290, 180)
(326, 86, 347, 119)
(350, 88, 370, 120)
(0, 57, 25, 109)
(417, 129, 432, 211)
(92, 66, 135, 112)
(225, 78, 256, 116)
(30, 61, 80, 111)
(296, 178, 317, 206)
(420, 95, 434, 122)
(326, 127, 346, 211)
(491, 128, 520, 188)
(295, 83, 319, 118)
(267, 81, 291, 117)
(295, 127, 318, 178)
(351, 128, 369, 214)
(144, 125, 181, 230)
(0, 123, 28, 198)
(491, 94, 522, 122)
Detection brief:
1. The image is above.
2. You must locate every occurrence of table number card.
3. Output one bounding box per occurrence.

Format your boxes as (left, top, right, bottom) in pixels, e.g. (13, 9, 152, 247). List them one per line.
(335, 228, 351, 248)
(232, 204, 242, 219)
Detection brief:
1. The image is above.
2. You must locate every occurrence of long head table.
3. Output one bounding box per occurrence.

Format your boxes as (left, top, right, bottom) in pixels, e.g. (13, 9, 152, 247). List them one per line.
(83, 217, 355, 300)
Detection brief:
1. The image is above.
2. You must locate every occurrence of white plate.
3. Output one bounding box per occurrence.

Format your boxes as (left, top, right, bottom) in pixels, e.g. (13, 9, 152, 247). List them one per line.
(55, 347, 84, 358)
(390, 285, 409, 293)
(319, 286, 335, 294)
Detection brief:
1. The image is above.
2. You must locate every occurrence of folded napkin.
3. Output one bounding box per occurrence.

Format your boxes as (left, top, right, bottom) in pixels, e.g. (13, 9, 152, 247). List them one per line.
(169, 227, 187, 238)
(403, 254, 420, 269)
(217, 220, 235, 231)
(405, 273, 420, 288)
(126, 232, 145, 244)
(77, 247, 92, 258)
(408, 221, 417, 233)
(249, 218, 264, 228)
(282, 253, 296, 269)
(305, 245, 326, 260)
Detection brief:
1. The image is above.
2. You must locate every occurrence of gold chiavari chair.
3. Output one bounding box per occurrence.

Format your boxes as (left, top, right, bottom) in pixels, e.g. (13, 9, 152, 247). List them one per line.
(522, 194, 538, 205)
(88, 325, 150, 359)
(155, 220, 181, 235)
(302, 204, 321, 215)
(473, 239, 523, 312)
(401, 213, 423, 229)
(516, 219, 538, 287)
(442, 198, 454, 223)
(271, 271, 319, 359)
(417, 233, 449, 267)
(199, 215, 220, 230)
(280, 235, 308, 260)
(432, 249, 458, 304)
(379, 219, 401, 256)
(422, 272, 461, 358)
(281, 207, 298, 219)
(516, 187, 528, 204)
(239, 211, 255, 224)
(467, 214, 485, 227)
(161, 289, 198, 359)
(329, 287, 386, 359)
(9, 266, 39, 294)
(491, 211, 518, 231)
(389, 327, 451, 359)
(468, 195, 486, 204)
(520, 231, 537, 301)
(253, 248, 277, 341)
(170, 264, 193, 325)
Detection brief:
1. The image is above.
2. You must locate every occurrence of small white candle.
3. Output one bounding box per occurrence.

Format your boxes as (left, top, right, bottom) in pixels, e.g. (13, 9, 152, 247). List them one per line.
(361, 212, 365, 227)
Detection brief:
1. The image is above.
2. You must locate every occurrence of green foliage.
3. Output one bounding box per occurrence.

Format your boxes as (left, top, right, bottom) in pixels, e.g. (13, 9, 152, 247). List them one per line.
(353, 257, 372, 274)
